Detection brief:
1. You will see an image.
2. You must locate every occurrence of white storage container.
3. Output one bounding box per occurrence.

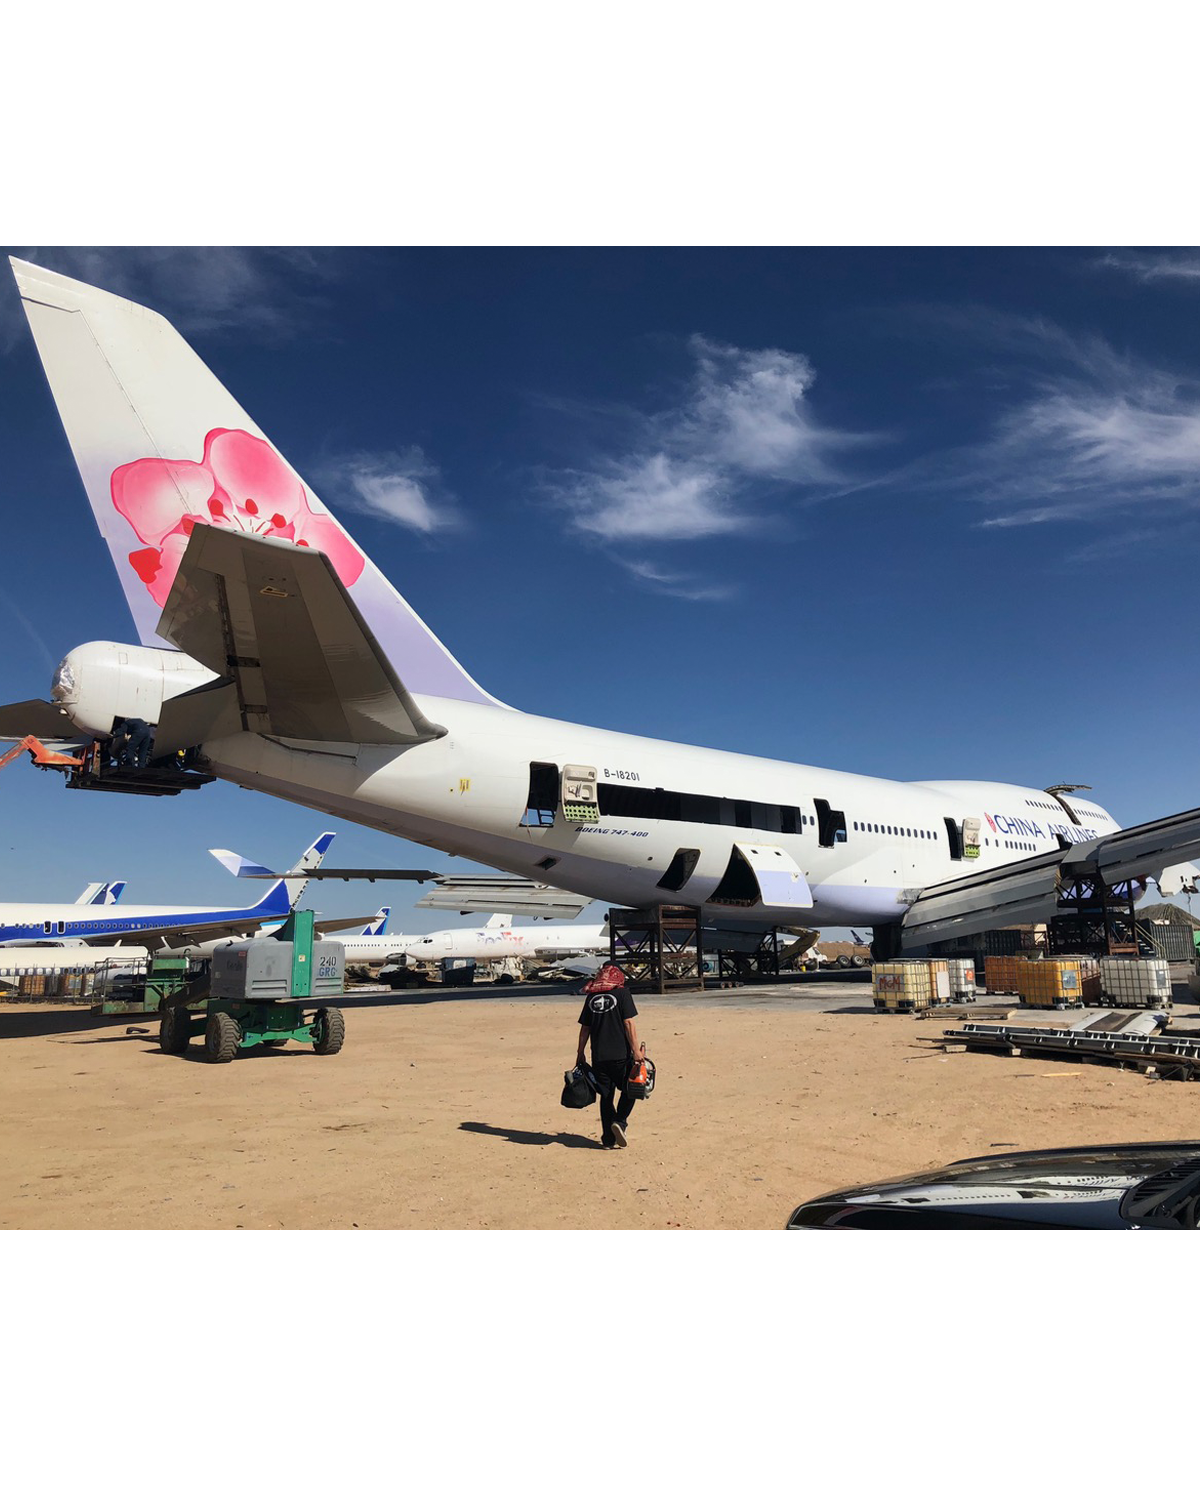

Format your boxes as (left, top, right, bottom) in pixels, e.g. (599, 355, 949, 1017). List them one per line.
(1099, 957, 1172, 1009)
(946, 958, 976, 1001)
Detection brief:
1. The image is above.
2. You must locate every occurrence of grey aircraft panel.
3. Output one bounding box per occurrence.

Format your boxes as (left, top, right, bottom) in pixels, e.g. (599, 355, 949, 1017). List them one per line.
(158, 526, 446, 746)
(902, 805, 1200, 948)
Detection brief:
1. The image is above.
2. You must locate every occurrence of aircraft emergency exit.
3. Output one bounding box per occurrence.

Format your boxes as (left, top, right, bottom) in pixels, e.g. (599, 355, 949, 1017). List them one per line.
(6, 258, 1200, 955)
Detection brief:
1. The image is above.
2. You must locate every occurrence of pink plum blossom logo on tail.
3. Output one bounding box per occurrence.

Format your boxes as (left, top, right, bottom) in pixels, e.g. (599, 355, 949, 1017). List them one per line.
(111, 427, 365, 607)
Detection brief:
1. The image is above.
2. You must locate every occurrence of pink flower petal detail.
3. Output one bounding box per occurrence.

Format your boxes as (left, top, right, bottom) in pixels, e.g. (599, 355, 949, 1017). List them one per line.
(204, 429, 306, 522)
(293, 511, 366, 585)
(112, 457, 216, 547)
(144, 529, 193, 607)
(112, 428, 367, 607)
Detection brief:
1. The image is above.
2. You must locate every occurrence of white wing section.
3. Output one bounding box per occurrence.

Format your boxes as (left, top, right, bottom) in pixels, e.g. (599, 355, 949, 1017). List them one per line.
(415, 878, 591, 920)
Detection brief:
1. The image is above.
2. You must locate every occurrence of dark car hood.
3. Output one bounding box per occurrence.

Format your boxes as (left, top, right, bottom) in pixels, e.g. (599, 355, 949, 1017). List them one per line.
(789, 1142, 1200, 1229)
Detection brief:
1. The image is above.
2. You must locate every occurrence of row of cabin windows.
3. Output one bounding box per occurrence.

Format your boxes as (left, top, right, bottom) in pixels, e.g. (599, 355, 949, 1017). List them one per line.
(524, 764, 851, 845)
(851, 822, 939, 841)
(35, 919, 138, 934)
(525, 765, 985, 861)
(597, 782, 807, 835)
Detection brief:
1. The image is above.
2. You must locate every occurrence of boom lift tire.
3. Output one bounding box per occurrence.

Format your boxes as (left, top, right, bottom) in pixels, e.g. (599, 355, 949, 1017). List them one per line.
(204, 1011, 241, 1064)
(313, 1006, 345, 1056)
(159, 1005, 192, 1054)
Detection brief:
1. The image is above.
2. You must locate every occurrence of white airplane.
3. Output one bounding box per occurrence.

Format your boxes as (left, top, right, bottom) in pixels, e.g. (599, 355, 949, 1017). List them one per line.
(5, 258, 1200, 957)
(0, 831, 335, 950)
(342, 913, 610, 967)
(0, 879, 127, 949)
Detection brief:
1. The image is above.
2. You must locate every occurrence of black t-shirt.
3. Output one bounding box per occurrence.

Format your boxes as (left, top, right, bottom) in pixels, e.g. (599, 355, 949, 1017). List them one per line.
(577, 986, 638, 1064)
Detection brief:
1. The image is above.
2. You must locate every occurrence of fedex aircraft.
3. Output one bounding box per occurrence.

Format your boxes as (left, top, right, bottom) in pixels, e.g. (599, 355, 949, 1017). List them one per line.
(0, 831, 334, 949)
(4, 259, 1196, 955)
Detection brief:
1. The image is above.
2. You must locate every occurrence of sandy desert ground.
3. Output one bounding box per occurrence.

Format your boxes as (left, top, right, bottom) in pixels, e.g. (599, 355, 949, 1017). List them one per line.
(4, 984, 1199, 1230)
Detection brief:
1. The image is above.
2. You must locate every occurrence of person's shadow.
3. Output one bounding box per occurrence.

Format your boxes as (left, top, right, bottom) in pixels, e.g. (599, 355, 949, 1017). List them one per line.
(459, 1121, 602, 1150)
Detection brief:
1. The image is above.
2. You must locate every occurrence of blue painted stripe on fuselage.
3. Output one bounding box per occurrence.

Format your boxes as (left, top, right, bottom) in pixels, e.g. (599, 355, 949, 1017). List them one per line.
(0, 882, 292, 945)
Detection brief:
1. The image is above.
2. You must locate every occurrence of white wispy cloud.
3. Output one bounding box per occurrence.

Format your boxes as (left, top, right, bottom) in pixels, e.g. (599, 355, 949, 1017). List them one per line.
(1093, 250, 1200, 284)
(905, 308, 1200, 529)
(317, 447, 461, 534)
(549, 335, 876, 597)
(559, 454, 747, 541)
(621, 558, 737, 602)
(683, 336, 865, 482)
(973, 361, 1200, 525)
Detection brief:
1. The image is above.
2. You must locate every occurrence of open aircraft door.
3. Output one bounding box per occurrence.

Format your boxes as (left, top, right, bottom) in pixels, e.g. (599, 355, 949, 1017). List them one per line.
(709, 843, 814, 909)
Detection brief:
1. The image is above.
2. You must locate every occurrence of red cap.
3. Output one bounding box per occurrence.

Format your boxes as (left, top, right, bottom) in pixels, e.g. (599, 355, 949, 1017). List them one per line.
(582, 963, 626, 994)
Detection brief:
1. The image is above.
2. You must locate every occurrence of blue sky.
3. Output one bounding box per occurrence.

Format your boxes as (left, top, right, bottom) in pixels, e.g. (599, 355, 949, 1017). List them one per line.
(1, 246, 1198, 929)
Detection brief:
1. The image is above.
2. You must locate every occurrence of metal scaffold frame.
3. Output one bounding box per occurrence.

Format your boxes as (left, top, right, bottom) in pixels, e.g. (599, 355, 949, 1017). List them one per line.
(609, 904, 704, 994)
(1050, 874, 1141, 957)
(717, 929, 781, 983)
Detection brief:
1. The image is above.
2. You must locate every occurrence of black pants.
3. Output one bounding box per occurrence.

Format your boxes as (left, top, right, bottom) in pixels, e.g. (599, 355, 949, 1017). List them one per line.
(593, 1057, 635, 1143)
(127, 723, 153, 768)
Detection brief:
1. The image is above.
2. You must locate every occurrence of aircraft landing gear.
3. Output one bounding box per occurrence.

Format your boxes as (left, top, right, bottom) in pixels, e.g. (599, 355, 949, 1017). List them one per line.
(870, 924, 902, 963)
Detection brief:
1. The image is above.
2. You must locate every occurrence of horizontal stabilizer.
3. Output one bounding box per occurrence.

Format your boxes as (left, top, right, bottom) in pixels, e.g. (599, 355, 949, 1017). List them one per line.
(158, 524, 446, 745)
(210, 849, 276, 880)
(220, 866, 442, 883)
(416, 878, 591, 920)
(0, 699, 79, 740)
(154, 680, 243, 757)
(314, 913, 382, 935)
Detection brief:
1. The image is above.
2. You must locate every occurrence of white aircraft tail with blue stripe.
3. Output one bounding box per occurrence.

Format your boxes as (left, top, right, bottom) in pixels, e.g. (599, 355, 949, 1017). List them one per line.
(75, 880, 126, 905)
(210, 831, 336, 916)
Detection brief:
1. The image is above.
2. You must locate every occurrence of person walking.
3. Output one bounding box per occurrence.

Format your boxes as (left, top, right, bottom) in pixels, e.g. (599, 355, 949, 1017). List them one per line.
(575, 963, 645, 1149)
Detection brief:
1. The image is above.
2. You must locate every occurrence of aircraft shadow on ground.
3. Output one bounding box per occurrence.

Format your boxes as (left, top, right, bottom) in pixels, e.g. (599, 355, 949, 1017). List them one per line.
(336, 991, 443, 1010)
(0, 1010, 113, 1041)
(459, 1120, 602, 1150)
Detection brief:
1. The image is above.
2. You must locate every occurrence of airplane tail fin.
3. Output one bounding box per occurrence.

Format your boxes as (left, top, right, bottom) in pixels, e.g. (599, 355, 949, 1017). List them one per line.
(281, 831, 336, 909)
(74, 880, 126, 905)
(209, 831, 335, 915)
(362, 906, 390, 936)
(10, 257, 502, 709)
(485, 913, 513, 929)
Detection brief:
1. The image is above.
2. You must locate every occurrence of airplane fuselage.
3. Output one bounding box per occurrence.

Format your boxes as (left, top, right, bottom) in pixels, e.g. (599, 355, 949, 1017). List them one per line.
(0, 895, 288, 947)
(194, 695, 1119, 931)
(344, 922, 610, 967)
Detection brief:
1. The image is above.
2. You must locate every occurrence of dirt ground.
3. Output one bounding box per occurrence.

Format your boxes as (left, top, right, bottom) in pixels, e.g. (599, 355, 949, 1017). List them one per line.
(3, 990, 1200, 1230)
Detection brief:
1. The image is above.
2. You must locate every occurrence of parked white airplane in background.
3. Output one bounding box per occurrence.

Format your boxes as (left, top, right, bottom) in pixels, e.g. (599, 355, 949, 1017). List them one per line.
(5, 258, 1199, 956)
(341, 913, 610, 968)
(0, 832, 336, 950)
